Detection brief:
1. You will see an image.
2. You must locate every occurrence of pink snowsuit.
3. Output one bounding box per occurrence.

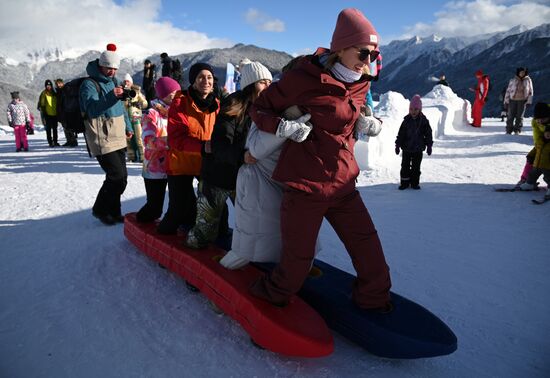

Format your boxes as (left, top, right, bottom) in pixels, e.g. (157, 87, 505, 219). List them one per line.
(7, 99, 31, 151)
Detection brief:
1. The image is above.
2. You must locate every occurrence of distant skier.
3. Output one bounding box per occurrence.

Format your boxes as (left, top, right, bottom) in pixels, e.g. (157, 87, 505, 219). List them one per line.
(469, 70, 489, 127)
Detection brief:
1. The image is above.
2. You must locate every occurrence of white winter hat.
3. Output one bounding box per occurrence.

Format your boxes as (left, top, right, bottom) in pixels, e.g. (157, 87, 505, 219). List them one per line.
(239, 58, 252, 67)
(98, 43, 120, 69)
(240, 61, 272, 90)
(124, 73, 133, 84)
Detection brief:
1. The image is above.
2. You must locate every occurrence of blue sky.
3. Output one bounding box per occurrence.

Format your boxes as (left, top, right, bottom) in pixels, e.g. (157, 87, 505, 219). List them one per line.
(156, 1, 444, 54)
(148, 0, 550, 55)
(1, 0, 550, 62)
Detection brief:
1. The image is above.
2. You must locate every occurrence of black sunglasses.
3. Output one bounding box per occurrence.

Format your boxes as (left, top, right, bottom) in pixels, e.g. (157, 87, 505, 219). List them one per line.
(355, 46, 379, 62)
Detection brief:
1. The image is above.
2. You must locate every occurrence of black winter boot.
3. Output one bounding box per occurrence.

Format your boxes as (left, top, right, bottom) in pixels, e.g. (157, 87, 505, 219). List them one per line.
(398, 180, 410, 190)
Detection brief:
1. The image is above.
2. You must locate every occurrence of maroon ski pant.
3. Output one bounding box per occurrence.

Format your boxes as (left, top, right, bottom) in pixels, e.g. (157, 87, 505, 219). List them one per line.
(251, 189, 391, 308)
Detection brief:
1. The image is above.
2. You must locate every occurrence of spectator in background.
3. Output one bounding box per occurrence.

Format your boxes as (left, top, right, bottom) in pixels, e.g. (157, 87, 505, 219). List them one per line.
(37, 79, 60, 147)
(504, 67, 534, 135)
(6, 91, 31, 152)
(160, 52, 182, 86)
(142, 59, 156, 105)
(160, 53, 172, 78)
(395, 95, 433, 190)
(365, 52, 382, 113)
(122, 73, 148, 163)
(27, 113, 35, 135)
(233, 64, 241, 91)
(55, 79, 78, 147)
(499, 85, 508, 122)
(437, 75, 449, 87)
(469, 70, 489, 128)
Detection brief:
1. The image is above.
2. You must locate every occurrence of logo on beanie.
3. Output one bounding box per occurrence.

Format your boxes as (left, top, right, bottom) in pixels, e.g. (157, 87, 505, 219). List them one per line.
(370, 35, 378, 44)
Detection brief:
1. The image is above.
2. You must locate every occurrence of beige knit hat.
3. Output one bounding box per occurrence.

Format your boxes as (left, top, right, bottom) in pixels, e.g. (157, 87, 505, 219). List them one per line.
(239, 61, 272, 90)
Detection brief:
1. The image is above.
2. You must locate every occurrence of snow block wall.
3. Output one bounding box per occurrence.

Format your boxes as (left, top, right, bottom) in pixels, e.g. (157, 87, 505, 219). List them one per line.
(355, 84, 471, 171)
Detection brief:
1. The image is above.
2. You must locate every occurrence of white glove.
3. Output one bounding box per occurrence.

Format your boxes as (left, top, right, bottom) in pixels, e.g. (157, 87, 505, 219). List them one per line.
(276, 113, 313, 143)
(356, 114, 382, 137)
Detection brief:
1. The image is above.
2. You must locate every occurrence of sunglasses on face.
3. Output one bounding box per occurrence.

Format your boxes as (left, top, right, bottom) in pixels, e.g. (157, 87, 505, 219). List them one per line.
(355, 46, 379, 62)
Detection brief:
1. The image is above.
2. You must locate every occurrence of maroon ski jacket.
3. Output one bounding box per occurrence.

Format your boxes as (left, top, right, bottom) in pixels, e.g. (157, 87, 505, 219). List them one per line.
(250, 49, 370, 199)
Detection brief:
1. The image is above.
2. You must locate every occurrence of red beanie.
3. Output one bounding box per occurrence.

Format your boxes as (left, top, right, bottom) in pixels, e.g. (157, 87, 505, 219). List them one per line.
(330, 8, 379, 52)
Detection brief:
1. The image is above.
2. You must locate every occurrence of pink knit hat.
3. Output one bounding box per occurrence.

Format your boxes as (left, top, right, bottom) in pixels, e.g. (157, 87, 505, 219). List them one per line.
(410, 95, 422, 111)
(330, 8, 379, 52)
(155, 77, 181, 100)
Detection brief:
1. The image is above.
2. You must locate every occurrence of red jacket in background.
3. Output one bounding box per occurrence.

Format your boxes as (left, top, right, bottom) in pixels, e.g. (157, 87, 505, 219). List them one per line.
(471, 73, 489, 127)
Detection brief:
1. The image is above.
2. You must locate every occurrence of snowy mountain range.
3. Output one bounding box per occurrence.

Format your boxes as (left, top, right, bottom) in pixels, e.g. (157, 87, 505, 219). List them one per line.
(1, 24, 548, 118)
(0, 44, 292, 116)
(376, 23, 550, 116)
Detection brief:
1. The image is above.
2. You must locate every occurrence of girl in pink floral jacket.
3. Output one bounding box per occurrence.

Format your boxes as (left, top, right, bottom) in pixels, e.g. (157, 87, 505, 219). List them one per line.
(136, 77, 181, 223)
(6, 92, 31, 151)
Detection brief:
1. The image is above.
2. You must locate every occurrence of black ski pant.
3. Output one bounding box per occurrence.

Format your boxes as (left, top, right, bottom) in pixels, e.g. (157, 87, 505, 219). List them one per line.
(400, 151, 423, 186)
(44, 115, 58, 146)
(157, 174, 197, 233)
(506, 99, 527, 133)
(93, 149, 128, 217)
(136, 178, 168, 222)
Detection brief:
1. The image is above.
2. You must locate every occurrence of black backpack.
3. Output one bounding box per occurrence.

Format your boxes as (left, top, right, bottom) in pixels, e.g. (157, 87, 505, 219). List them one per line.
(62, 77, 100, 133)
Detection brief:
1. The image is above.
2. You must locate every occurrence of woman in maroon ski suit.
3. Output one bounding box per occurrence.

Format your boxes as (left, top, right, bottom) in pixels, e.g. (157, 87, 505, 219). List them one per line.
(249, 8, 392, 311)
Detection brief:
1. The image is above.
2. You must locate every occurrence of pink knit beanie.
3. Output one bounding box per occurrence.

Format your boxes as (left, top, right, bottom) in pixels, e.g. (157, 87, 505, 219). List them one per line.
(155, 77, 181, 100)
(330, 8, 379, 52)
(410, 95, 422, 111)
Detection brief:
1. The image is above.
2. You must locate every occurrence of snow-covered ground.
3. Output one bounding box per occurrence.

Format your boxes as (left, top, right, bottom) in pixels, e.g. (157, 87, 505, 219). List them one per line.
(1, 89, 549, 377)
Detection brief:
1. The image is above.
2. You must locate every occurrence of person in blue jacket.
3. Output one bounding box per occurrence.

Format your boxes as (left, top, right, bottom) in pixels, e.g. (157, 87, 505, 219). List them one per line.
(79, 43, 133, 225)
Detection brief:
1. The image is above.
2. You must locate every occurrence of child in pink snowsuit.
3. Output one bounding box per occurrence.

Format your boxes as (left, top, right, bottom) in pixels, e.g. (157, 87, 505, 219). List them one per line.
(6, 92, 31, 152)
